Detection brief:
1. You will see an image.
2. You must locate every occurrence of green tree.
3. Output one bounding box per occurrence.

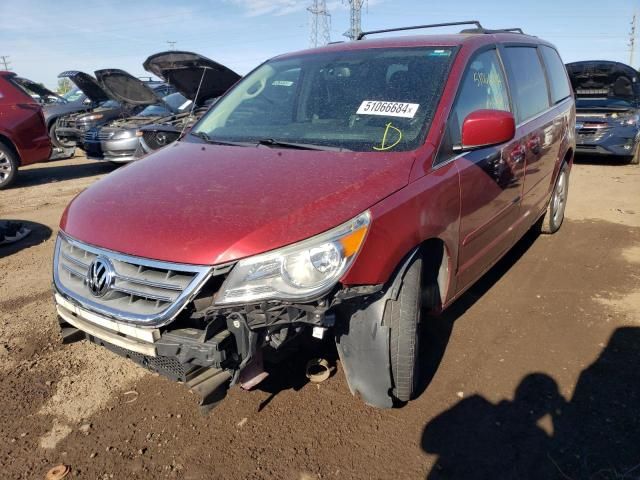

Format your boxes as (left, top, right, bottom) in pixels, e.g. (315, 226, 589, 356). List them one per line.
(57, 78, 73, 95)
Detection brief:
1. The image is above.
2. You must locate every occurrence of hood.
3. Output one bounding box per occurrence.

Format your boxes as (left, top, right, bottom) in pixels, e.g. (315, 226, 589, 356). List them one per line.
(58, 70, 111, 104)
(566, 61, 640, 100)
(95, 69, 160, 106)
(60, 141, 413, 265)
(143, 51, 241, 105)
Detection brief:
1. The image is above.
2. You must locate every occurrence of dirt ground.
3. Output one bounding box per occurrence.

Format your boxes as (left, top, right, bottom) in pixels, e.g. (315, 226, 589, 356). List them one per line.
(1, 153, 639, 479)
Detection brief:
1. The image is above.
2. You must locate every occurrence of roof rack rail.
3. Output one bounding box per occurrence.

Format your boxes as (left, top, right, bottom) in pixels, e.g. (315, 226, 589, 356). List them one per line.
(356, 20, 483, 40)
(460, 27, 525, 34)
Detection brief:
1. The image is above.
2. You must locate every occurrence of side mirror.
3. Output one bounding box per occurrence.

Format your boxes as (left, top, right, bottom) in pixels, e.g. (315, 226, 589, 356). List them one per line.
(459, 109, 515, 150)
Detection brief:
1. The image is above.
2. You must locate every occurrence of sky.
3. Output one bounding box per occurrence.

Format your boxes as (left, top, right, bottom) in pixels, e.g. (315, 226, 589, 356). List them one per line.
(0, 0, 637, 90)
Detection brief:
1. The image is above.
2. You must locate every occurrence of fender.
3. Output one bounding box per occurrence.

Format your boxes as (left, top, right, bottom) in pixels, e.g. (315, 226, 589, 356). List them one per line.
(335, 247, 419, 408)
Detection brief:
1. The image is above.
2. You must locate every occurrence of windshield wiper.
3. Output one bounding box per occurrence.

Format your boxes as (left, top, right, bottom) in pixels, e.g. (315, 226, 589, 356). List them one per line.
(190, 131, 251, 147)
(257, 138, 350, 152)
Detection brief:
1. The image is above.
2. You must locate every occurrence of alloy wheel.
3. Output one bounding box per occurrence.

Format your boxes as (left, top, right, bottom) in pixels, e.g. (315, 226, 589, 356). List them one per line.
(0, 150, 12, 183)
(552, 170, 567, 225)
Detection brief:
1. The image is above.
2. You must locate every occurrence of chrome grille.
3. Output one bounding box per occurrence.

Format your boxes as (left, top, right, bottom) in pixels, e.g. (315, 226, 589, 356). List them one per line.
(84, 129, 98, 143)
(97, 129, 116, 140)
(53, 234, 231, 327)
(83, 129, 115, 142)
(141, 130, 180, 151)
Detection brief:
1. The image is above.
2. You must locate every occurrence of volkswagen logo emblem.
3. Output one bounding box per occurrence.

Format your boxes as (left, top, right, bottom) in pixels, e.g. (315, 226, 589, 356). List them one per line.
(86, 256, 114, 297)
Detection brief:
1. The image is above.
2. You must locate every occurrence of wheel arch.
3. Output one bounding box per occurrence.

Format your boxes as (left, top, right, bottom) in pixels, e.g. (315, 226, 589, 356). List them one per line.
(0, 133, 21, 166)
(415, 237, 453, 310)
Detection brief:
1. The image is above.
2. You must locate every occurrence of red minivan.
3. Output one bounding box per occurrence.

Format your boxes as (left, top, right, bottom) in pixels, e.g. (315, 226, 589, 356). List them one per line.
(53, 22, 575, 410)
(0, 71, 53, 189)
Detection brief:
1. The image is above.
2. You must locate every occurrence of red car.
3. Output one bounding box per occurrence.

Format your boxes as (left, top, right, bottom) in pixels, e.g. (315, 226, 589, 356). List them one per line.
(0, 71, 53, 189)
(53, 22, 575, 410)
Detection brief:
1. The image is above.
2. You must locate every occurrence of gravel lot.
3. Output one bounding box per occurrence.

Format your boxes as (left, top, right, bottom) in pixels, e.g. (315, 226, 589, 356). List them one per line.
(1, 153, 639, 479)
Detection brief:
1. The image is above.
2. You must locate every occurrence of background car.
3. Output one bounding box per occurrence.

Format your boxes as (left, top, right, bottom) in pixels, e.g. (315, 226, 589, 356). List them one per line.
(0, 71, 52, 189)
(135, 50, 241, 155)
(567, 60, 640, 164)
(56, 74, 174, 150)
(82, 79, 185, 163)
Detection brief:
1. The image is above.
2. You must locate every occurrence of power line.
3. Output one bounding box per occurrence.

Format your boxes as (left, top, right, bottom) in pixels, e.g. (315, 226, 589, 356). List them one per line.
(308, 0, 331, 47)
(0, 56, 11, 71)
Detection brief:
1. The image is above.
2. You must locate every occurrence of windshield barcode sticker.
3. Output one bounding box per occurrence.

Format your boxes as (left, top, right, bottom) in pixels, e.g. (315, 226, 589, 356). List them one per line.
(357, 100, 419, 118)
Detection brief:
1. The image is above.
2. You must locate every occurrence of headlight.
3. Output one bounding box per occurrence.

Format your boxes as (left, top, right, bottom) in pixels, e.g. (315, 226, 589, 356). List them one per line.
(614, 113, 640, 126)
(624, 115, 640, 126)
(216, 211, 371, 305)
(111, 129, 135, 140)
(83, 113, 104, 121)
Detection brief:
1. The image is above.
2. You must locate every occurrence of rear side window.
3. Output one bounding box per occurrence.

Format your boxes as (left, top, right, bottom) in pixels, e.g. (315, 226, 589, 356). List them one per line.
(503, 47, 550, 123)
(540, 46, 571, 104)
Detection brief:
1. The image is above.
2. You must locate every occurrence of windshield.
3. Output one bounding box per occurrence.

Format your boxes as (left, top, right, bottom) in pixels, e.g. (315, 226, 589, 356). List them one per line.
(576, 97, 634, 109)
(63, 87, 84, 102)
(138, 92, 188, 117)
(193, 47, 456, 152)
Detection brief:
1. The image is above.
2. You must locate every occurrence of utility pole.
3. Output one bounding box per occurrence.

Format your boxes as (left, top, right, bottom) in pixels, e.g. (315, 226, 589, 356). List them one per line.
(343, 0, 366, 41)
(630, 12, 637, 68)
(308, 0, 331, 47)
(0, 56, 11, 71)
(167, 41, 177, 51)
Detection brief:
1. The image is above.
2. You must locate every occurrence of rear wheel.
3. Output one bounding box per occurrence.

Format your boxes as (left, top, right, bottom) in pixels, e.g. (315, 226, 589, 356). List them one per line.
(540, 163, 569, 234)
(388, 253, 423, 402)
(0, 142, 18, 190)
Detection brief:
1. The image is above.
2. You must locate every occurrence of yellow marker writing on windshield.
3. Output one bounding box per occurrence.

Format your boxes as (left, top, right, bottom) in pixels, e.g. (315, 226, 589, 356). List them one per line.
(373, 122, 403, 151)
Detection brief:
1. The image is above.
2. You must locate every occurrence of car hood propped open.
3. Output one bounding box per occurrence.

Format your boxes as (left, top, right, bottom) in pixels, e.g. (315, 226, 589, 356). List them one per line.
(567, 61, 640, 101)
(58, 70, 111, 104)
(143, 51, 241, 106)
(95, 69, 160, 106)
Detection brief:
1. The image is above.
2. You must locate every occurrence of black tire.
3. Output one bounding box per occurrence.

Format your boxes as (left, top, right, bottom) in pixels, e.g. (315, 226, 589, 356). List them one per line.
(0, 142, 18, 190)
(49, 120, 74, 149)
(388, 253, 423, 402)
(540, 163, 569, 234)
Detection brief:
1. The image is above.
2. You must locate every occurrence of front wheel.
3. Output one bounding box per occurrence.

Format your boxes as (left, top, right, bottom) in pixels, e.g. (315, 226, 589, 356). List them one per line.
(0, 142, 18, 190)
(388, 253, 423, 402)
(540, 163, 569, 234)
(49, 121, 75, 149)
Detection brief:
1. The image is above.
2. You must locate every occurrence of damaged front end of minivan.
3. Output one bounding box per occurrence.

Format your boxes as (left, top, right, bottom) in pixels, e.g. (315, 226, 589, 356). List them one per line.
(53, 212, 379, 411)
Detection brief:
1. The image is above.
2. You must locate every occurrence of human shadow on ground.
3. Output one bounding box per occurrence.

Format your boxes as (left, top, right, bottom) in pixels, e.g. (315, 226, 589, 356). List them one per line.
(421, 327, 640, 480)
(0, 220, 52, 258)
